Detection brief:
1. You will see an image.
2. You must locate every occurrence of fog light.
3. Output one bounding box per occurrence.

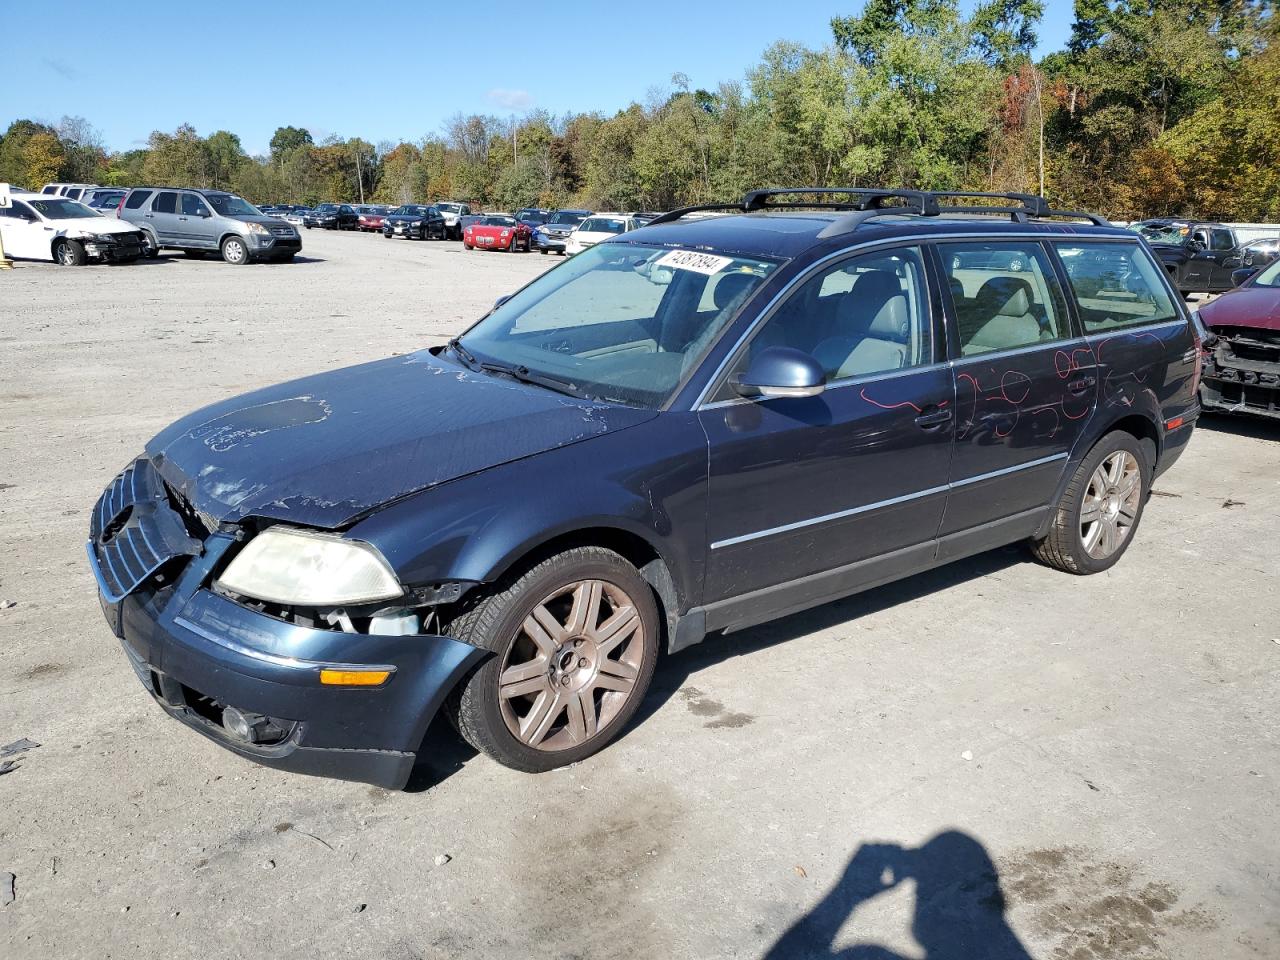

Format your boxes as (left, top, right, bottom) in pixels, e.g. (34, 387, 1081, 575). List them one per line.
(221, 706, 287, 743)
(222, 706, 254, 740)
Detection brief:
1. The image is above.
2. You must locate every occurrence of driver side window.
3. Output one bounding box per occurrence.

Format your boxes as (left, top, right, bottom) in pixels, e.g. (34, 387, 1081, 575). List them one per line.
(718, 246, 931, 397)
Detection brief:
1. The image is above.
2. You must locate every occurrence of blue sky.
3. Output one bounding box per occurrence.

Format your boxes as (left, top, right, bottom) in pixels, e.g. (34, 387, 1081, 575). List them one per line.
(2, 1, 1075, 156)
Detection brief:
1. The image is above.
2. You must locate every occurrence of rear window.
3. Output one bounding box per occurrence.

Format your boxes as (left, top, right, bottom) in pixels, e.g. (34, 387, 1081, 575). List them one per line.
(124, 190, 153, 209)
(1054, 242, 1180, 332)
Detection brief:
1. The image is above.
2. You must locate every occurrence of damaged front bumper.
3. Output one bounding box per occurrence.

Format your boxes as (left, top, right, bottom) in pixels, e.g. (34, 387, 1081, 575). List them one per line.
(88, 465, 485, 789)
(1201, 329, 1280, 419)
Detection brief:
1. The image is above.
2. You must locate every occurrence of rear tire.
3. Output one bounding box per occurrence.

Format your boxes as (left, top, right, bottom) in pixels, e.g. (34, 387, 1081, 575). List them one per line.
(445, 546, 660, 772)
(1031, 431, 1151, 574)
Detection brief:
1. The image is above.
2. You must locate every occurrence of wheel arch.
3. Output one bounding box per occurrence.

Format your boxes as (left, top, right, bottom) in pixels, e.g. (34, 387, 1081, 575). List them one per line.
(481, 523, 682, 646)
(1037, 408, 1163, 541)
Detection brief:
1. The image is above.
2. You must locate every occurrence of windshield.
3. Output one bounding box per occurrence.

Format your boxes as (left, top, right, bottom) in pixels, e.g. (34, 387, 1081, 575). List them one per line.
(579, 217, 627, 234)
(479, 216, 516, 227)
(315, 204, 339, 213)
(206, 194, 261, 217)
(436, 203, 462, 214)
(1131, 222, 1188, 245)
(548, 211, 587, 226)
(458, 243, 779, 409)
(1251, 260, 1280, 288)
(393, 206, 427, 216)
(29, 198, 98, 219)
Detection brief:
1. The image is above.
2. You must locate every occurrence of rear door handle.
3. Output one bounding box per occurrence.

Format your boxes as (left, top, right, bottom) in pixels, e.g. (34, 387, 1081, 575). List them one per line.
(1068, 376, 1096, 394)
(914, 407, 953, 429)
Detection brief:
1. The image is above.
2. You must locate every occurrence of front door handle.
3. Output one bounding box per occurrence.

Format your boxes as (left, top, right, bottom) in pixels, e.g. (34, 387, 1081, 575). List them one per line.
(1068, 376, 1097, 394)
(914, 407, 953, 429)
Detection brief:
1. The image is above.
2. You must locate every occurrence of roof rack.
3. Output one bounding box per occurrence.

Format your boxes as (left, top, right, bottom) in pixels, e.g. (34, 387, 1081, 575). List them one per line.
(646, 187, 1110, 234)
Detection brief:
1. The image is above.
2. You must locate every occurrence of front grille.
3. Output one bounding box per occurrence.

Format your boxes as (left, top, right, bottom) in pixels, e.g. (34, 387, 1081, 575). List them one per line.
(269, 226, 294, 236)
(89, 460, 203, 603)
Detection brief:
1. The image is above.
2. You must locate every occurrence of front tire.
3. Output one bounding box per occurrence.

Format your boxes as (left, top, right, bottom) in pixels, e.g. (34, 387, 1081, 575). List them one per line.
(221, 236, 249, 265)
(446, 547, 659, 772)
(54, 239, 87, 266)
(1031, 431, 1150, 574)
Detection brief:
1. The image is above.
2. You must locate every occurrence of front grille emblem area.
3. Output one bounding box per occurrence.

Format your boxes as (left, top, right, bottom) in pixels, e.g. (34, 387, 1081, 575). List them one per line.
(100, 505, 133, 545)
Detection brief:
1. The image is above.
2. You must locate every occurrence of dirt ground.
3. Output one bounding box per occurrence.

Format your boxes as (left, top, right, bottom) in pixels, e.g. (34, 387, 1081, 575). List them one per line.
(1, 228, 1278, 960)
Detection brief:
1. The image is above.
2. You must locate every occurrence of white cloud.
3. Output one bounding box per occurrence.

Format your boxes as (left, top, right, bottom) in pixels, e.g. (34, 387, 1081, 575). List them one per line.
(486, 88, 534, 111)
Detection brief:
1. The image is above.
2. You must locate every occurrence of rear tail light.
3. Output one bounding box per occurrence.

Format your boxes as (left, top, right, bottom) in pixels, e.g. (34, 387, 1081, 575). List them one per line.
(116, 194, 127, 214)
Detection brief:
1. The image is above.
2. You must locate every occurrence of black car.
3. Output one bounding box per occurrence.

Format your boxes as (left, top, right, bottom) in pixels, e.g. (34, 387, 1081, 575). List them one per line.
(1130, 219, 1244, 295)
(303, 203, 359, 230)
(1242, 237, 1280, 269)
(382, 205, 446, 240)
(88, 188, 1200, 789)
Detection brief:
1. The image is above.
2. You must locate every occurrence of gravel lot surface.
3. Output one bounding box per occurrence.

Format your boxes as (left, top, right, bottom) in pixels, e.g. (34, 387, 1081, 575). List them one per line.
(1, 228, 1278, 959)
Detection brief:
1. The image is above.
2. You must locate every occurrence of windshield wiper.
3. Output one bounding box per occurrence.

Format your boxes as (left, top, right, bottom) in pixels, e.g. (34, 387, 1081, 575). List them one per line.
(479, 360, 590, 400)
(447, 337, 480, 370)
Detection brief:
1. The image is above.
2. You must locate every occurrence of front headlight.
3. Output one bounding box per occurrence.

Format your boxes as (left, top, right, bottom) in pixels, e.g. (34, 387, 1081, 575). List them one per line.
(215, 527, 402, 605)
(246, 222, 270, 235)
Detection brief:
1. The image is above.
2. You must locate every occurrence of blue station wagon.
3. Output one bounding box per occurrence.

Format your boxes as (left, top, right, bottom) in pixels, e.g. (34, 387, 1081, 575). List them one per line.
(89, 189, 1201, 787)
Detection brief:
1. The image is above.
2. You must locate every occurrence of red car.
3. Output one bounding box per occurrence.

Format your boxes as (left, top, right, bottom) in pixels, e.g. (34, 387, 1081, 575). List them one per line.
(357, 207, 389, 232)
(463, 214, 530, 252)
(1197, 259, 1280, 420)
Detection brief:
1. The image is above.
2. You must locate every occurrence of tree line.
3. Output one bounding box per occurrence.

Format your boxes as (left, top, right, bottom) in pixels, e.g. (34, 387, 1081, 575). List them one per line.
(2, 1, 1275, 221)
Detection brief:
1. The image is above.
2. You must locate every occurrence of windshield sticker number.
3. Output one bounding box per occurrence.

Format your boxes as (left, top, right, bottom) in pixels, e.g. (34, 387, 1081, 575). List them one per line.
(655, 250, 735, 276)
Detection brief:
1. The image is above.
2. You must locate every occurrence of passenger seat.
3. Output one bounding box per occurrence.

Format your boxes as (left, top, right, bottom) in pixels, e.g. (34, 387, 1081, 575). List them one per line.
(963, 277, 1043, 353)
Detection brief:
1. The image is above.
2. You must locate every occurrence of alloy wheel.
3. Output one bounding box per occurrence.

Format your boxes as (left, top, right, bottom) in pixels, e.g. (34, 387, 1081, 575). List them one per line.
(497, 579, 645, 751)
(1080, 450, 1141, 559)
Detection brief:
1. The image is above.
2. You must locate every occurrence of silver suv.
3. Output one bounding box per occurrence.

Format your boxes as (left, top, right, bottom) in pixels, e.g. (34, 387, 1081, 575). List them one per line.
(117, 187, 302, 264)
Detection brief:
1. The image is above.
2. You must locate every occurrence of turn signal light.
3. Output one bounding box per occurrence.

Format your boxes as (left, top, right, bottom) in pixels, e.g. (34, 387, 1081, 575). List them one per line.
(319, 669, 392, 686)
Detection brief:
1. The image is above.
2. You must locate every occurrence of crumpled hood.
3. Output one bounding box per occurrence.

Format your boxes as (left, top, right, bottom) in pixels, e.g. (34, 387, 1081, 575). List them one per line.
(145, 351, 655, 529)
(1201, 287, 1280, 331)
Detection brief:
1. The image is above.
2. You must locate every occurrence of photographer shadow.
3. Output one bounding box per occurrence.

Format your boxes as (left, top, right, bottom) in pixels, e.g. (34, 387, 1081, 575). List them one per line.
(764, 831, 1033, 960)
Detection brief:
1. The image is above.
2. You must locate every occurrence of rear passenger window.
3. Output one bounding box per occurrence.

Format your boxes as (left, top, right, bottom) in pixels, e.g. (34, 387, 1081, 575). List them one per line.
(154, 192, 177, 214)
(124, 190, 153, 209)
(941, 242, 1068, 356)
(732, 246, 931, 385)
(1054, 242, 1179, 332)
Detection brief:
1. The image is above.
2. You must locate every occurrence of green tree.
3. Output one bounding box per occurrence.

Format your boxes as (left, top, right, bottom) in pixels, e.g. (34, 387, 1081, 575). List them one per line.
(269, 126, 313, 165)
(21, 132, 65, 189)
(205, 130, 246, 189)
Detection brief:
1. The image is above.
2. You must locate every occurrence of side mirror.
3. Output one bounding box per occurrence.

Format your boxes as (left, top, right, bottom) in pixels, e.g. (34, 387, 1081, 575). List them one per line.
(1231, 267, 1255, 287)
(732, 346, 826, 400)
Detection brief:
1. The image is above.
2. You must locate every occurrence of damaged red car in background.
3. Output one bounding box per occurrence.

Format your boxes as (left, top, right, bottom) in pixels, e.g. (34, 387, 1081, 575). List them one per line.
(1198, 259, 1280, 420)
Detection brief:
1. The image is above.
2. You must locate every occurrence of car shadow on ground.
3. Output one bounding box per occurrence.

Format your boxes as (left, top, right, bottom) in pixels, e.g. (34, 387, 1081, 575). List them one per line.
(1196, 410, 1280, 441)
(762, 830, 1033, 959)
(629, 545, 1029, 736)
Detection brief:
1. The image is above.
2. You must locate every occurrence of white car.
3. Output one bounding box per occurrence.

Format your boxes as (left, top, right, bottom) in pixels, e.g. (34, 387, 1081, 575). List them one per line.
(0, 191, 148, 265)
(565, 213, 642, 256)
(433, 201, 472, 240)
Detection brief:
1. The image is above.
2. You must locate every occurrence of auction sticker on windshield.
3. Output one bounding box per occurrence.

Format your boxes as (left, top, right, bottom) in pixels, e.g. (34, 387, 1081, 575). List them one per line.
(655, 249, 734, 275)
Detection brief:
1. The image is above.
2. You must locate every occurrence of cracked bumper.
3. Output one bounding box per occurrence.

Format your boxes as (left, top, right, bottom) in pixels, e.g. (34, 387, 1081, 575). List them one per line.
(96, 534, 485, 788)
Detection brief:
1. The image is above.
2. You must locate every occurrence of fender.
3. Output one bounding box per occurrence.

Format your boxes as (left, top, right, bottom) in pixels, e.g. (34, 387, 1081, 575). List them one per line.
(351, 413, 710, 616)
